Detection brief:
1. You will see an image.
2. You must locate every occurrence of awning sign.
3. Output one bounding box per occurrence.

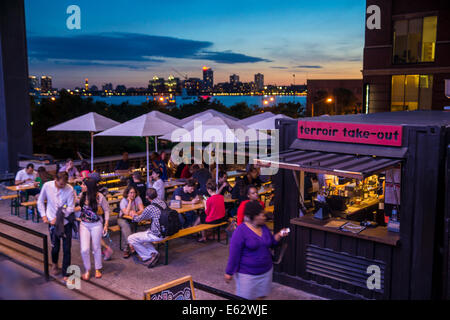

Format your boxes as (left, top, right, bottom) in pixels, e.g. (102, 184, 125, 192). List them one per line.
(298, 121, 403, 147)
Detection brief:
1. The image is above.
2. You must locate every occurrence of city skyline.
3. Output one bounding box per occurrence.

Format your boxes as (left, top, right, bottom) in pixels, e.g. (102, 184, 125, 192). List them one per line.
(25, 0, 365, 88)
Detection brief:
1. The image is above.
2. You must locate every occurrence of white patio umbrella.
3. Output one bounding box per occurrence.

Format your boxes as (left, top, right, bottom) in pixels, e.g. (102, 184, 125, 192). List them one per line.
(238, 112, 277, 126)
(244, 113, 293, 130)
(176, 109, 238, 127)
(47, 112, 120, 171)
(162, 116, 258, 184)
(95, 111, 180, 185)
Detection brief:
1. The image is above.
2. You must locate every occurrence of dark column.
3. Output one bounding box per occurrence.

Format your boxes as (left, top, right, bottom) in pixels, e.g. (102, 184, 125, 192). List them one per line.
(0, 0, 32, 173)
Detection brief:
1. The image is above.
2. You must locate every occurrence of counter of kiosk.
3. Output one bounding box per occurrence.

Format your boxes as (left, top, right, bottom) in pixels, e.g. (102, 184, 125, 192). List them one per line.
(256, 111, 450, 300)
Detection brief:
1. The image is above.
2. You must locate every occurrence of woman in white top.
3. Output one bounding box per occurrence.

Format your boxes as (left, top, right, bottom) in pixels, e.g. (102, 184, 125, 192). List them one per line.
(76, 178, 109, 280)
(118, 185, 144, 258)
(148, 169, 165, 201)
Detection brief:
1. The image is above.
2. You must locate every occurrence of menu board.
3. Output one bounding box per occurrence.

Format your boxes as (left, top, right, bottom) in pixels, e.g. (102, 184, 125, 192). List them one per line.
(144, 276, 195, 300)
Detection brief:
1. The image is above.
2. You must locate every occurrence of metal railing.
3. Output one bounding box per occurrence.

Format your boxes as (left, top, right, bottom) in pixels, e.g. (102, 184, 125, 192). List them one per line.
(0, 218, 49, 280)
(193, 282, 247, 300)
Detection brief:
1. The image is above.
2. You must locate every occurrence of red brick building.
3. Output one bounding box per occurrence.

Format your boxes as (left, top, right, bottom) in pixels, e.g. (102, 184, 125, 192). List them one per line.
(363, 0, 450, 113)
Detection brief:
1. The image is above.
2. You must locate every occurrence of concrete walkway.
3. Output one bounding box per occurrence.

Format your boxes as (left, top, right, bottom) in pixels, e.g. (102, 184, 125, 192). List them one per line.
(0, 200, 323, 300)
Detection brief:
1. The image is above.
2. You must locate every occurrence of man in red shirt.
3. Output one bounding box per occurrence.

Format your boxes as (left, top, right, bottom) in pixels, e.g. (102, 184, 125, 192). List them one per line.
(194, 179, 226, 242)
(237, 185, 265, 226)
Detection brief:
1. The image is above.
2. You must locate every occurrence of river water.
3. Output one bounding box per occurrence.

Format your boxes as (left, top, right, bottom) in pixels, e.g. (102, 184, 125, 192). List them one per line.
(85, 95, 306, 108)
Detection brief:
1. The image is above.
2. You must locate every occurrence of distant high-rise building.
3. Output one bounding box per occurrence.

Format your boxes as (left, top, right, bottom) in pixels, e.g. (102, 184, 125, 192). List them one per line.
(202, 67, 214, 93)
(90, 85, 98, 92)
(149, 76, 165, 94)
(40, 76, 52, 93)
(102, 83, 113, 91)
(28, 76, 39, 92)
(165, 75, 180, 94)
(85, 78, 89, 91)
(116, 85, 127, 92)
(230, 74, 240, 85)
(183, 78, 202, 95)
(255, 73, 264, 91)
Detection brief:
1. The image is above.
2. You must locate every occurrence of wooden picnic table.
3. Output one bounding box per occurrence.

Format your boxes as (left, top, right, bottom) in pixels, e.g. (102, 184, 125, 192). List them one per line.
(164, 180, 186, 189)
(226, 170, 246, 179)
(121, 196, 237, 217)
(6, 184, 39, 192)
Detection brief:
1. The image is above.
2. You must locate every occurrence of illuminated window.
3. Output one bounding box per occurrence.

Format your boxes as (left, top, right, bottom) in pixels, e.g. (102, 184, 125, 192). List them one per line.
(391, 75, 433, 111)
(393, 16, 437, 64)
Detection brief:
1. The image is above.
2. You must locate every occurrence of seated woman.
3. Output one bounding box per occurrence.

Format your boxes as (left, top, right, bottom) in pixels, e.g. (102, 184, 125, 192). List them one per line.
(117, 185, 144, 259)
(79, 161, 90, 179)
(35, 166, 54, 190)
(236, 185, 265, 226)
(194, 179, 226, 242)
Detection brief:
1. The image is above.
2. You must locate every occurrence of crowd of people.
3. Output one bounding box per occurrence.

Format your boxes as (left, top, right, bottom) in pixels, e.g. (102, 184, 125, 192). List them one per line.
(10, 152, 286, 299)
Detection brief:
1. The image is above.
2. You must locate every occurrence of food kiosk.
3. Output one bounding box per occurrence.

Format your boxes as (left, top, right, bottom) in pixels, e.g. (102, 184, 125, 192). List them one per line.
(255, 111, 450, 299)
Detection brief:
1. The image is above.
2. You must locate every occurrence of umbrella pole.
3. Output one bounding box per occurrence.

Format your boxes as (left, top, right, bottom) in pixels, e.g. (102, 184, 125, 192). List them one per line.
(216, 151, 219, 190)
(155, 136, 158, 153)
(90, 132, 94, 172)
(146, 136, 150, 186)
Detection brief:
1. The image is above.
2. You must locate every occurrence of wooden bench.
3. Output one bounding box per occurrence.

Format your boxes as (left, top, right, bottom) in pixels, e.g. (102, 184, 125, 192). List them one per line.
(107, 220, 150, 251)
(154, 221, 229, 265)
(20, 200, 40, 222)
(0, 194, 19, 216)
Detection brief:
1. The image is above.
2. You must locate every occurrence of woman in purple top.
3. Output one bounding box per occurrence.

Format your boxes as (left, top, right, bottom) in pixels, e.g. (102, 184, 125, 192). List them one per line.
(225, 201, 288, 300)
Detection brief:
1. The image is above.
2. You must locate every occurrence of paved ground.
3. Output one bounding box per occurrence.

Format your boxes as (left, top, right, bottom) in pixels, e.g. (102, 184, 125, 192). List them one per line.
(0, 200, 323, 300)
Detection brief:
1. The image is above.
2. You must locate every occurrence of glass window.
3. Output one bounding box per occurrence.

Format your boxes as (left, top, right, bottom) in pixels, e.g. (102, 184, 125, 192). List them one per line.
(422, 16, 437, 62)
(407, 19, 422, 63)
(392, 16, 437, 64)
(404, 75, 419, 110)
(419, 75, 433, 110)
(393, 20, 408, 64)
(391, 75, 433, 111)
(391, 76, 405, 112)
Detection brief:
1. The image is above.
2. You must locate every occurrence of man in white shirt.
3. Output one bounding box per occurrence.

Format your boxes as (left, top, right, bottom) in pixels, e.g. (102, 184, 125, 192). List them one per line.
(15, 163, 40, 197)
(37, 172, 75, 281)
(15, 163, 37, 185)
(148, 169, 165, 201)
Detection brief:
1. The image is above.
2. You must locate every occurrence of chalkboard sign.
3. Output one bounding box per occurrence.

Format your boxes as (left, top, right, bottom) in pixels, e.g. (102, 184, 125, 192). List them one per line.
(144, 275, 196, 300)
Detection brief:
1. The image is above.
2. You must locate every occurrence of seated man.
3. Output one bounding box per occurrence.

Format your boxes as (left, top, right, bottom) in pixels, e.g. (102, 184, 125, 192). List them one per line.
(192, 164, 212, 196)
(115, 152, 130, 173)
(217, 171, 232, 196)
(15, 163, 37, 185)
(172, 178, 200, 228)
(59, 158, 80, 180)
(127, 188, 166, 268)
(15, 163, 40, 197)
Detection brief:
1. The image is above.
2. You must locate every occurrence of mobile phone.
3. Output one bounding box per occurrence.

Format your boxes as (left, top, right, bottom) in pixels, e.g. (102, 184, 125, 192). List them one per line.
(203, 195, 208, 201)
(280, 228, 290, 236)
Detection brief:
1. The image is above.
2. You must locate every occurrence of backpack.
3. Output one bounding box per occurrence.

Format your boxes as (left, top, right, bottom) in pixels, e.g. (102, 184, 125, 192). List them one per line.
(152, 202, 181, 237)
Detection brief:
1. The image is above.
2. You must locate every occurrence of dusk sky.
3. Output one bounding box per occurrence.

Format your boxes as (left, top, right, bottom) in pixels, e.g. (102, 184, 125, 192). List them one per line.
(25, 0, 366, 89)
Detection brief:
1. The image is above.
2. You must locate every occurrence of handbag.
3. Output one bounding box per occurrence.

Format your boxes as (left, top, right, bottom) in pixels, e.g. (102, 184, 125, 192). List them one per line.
(225, 218, 238, 237)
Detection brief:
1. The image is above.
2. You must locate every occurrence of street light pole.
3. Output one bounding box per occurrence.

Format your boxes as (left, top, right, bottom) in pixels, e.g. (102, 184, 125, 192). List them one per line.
(312, 97, 333, 117)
